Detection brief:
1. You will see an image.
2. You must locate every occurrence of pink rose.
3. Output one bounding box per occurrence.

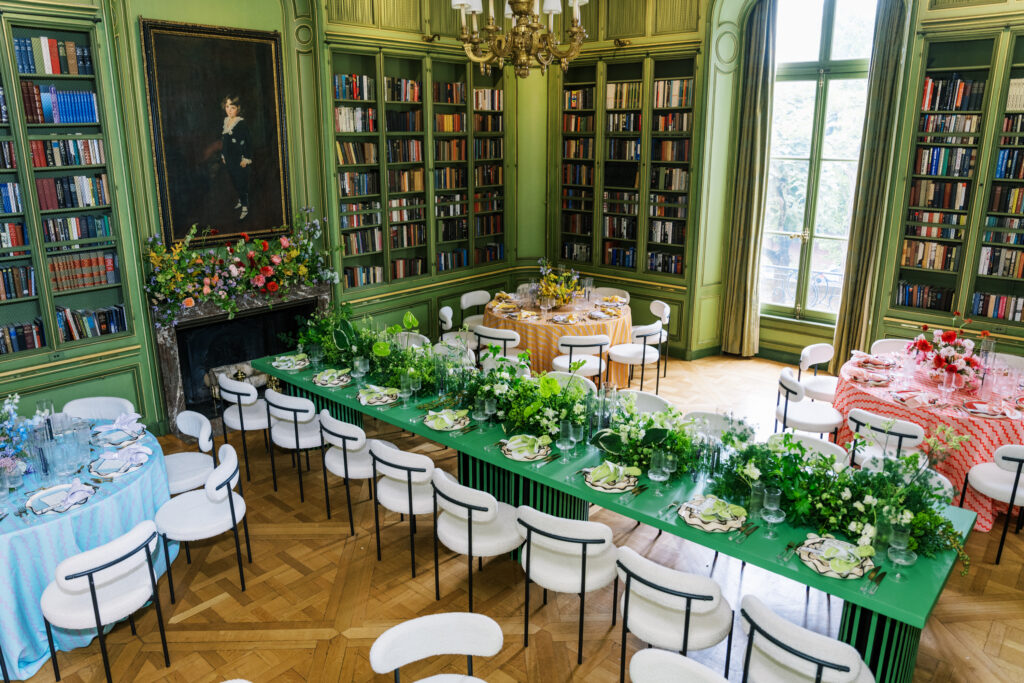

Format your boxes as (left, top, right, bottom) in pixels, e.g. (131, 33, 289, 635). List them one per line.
(202, 285, 211, 295)
(252, 274, 266, 287)
(271, 254, 282, 265)
(279, 236, 290, 248)
(203, 277, 211, 286)
(228, 264, 239, 277)
(261, 265, 274, 277)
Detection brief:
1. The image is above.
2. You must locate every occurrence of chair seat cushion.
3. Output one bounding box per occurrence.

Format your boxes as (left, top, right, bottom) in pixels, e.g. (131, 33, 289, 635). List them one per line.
(463, 314, 484, 330)
(376, 477, 434, 515)
(969, 462, 1024, 507)
(155, 489, 247, 542)
(609, 344, 661, 365)
(852, 445, 923, 468)
(41, 564, 155, 630)
(620, 591, 733, 652)
(803, 375, 838, 402)
(325, 439, 394, 480)
(520, 542, 617, 594)
(165, 451, 215, 495)
(223, 399, 272, 431)
(776, 402, 843, 433)
(747, 648, 875, 683)
(551, 354, 605, 377)
(271, 417, 322, 450)
(437, 501, 523, 557)
(441, 330, 479, 348)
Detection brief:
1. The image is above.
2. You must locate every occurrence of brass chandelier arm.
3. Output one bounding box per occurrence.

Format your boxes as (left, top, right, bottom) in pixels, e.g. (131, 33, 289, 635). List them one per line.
(455, 7, 586, 78)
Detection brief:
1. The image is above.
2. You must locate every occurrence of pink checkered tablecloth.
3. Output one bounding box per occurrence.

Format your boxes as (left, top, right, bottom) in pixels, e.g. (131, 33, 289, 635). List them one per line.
(834, 360, 1024, 532)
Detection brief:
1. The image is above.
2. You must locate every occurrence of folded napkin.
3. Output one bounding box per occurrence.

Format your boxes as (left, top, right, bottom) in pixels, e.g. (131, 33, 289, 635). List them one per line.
(891, 391, 943, 409)
(967, 401, 1020, 418)
(359, 385, 396, 401)
(100, 443, 152, 467)
(505, 434, 549, 458)
(851, 350, 896, 368)
(94, 412, 144, 435)
(602, 295, 626, 304)
(553, 314, 578, 324)
(847, 367, 889, 383)
(427, 410, 456, 429)
(57, 479, 93, 511)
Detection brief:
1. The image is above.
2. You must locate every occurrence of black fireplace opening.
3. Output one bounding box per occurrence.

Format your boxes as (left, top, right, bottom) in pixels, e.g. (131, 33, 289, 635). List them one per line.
(176, 302, 316, 417)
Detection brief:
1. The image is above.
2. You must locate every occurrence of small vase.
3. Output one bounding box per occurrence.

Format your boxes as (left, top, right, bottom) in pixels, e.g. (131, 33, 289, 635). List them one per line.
(748, 481, 765, 521)
(875, 517, 893, 556)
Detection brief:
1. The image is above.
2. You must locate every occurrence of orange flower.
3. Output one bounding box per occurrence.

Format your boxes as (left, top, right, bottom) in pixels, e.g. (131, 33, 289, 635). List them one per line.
(980, 330, 991, 338)
(182, 297, 195, 308)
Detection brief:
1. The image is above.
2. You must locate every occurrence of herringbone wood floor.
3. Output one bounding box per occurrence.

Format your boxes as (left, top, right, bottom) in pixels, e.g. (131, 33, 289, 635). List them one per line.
(20, 356, 1024, 682)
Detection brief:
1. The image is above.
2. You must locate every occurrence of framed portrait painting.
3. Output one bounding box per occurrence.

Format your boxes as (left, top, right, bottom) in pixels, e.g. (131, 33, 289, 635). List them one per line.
(141, 19, 291, 243)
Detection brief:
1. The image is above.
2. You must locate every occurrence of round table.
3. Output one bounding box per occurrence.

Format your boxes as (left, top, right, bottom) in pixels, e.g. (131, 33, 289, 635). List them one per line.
(482, 302, 634, 387)
(0, 428, 174, 680)
(834, 360, 1024, 532)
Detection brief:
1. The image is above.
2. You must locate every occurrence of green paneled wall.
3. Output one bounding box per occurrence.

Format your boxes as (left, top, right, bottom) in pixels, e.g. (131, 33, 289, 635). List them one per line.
(606, 0, 648, 39)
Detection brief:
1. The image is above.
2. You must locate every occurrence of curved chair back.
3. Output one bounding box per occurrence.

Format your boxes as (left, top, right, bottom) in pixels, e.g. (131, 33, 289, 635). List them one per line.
(995, 444, 1024, 473)
(395, 331, 431, 349)
(631, 321, 663, 344)
(995, 352, 1024, 370)
(205, 445, 241, 502)
(620, 389, 670, 413)
(62, 396, 135, 421)
(433, 341, 476, 366)
(870, 338, 907, 356)
(474, 325, 520, 356)
(175, 410, 213, 453)
(318, 410, 367, 454)
(55, 520, 159, 593)
(516, 505, 613, 558)
(650, 300, 670, 325)
(557, 333, 610, 359)
(799, 343, 834, 376)
(546, 371, 598, 394)
(438, 305, 454, 332)
(630, 649, 728, 683)
(460, 289, 490, 310)
(778, 367, 805, 403)
(264, 388, 315, 424)
(432, 469, 498, 523)
(847, 408, 924, 458)
(370, 440, 433, 484)
(217, 373, 259, 406)
(592, 286, 630, 303)
(785, 432, 848, 465)
(740, 594, 865, 683)
(683, 411, 733, 441)
(369, 612, 503, 677)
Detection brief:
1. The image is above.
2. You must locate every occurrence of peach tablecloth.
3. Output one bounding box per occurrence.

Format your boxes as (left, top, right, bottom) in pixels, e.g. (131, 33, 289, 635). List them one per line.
(834, 360, 1024, 532)
(482, 303, 634, 387)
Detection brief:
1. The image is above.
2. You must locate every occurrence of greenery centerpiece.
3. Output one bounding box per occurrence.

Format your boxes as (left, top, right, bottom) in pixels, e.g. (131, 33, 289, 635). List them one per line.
(538, 258, 581, 307)
(589, 393, 697, 473)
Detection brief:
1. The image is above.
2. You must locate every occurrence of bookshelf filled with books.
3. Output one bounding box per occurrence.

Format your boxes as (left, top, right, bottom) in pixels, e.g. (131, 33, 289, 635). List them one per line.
(0, 21, 127, 358)
(559, 62, 597, 265)
(329, 47, 510, 292)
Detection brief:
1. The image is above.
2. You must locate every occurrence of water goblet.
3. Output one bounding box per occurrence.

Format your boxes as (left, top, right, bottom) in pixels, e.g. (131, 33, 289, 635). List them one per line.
(660, 451, 678, 495)
(557, 419, 574, 464)
(398, 374, 413, 410)
(761, 507, 786, 540)
(35, 399, 54, 417)
(485, 398, 498, 424)
(899, 355, 916, 389)
(887, 526, 917, 582)
(570, 422, 585, 456)
(940, 369, 957, 402)
(352, 356, 369, 389)
(473, 397, 487, 422)
(648, 451, 669, 497)
(539, 296, 554, 321)
(308, 344, 324, 373)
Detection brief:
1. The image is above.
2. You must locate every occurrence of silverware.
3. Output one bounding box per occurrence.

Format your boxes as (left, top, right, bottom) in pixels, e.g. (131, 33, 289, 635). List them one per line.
(728, 522, 753, 541)
(659, 500, 683, 516)
(868, 571, 886, 595)
(776, 541, 797, 562)
(620, 485, 647, 507)
(859, 567, 880, 593)
(533, 454, 560, 469)
(735, 525, 759, 544)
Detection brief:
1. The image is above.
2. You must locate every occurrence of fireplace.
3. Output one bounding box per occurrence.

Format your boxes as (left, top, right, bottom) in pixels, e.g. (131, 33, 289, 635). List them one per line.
(154, 284, 331, 429)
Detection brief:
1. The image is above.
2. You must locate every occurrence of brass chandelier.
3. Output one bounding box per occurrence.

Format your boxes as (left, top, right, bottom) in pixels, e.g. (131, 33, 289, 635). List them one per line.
(453, 0, 588, 78)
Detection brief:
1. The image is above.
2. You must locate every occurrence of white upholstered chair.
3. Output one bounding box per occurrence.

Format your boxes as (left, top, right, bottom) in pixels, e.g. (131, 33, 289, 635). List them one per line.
(395, 331, 431, 349)
(166, 410, 216, 495)
(846, 408, 924, 466)
(62, 396, 135, 422)
(370, 440, 435, 578)
(460, 289, 491, 330)
(683, 411, 734, 441)
(620, 389, 671, 414)
(775, 368, 843, 440)
(592, 286, 630, 303)
(608, 321, 663, 393)
(631, 300, 671, 377)
(630, 648, 728, 683)
(551, 333, 609, 385)
(265, 388, 322, 503)
(439, 304, 479, 348)
(869, 339, 908, 356)
(318, 410, 390, 535)
(960, 444, 1024, 564)
(369, 612, 503, 682)
(798, 343, 838, 402)
(545, 370, 598, 394)
(216, 373, 273, 482)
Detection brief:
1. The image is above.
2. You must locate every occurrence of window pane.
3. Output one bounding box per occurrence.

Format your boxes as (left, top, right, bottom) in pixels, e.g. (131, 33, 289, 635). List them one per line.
(770, 81, 817, 158)
(822, 79, 868, 159)
(813, 160, 858, 238)
(831, 0, 877, 61)
(759, 233, 801, 308)
(806, 238, 849, 313)
(776, 0, 824, 64)
(765, 159, 809, 234)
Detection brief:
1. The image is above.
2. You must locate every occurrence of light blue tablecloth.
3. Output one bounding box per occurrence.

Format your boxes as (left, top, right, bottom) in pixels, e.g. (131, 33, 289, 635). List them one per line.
(0, 428, 176, 680)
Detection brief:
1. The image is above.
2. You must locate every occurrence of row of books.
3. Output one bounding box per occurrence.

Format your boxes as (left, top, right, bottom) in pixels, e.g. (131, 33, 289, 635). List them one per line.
(56, 304, 126, 342)
(47, 250, 118, 291)
(562, 163, 594, 185)
(993, 147, 1024, 179)
(434, 81, 465, 105)
(436, 139, 466, 162)
(1002, 113, 1024, 134)
(476, 243, 504, 264)
(653, 78, 694, 109)
(338, 210, 380, 229)
(604, 217, 637, 240)
(475, 164, 502, 185)
(391, 257, 426, 278)
(561, 188, 592, 211)
(476, 138, 502, 158)
(435, 113, 466, 132)
(334, 73, 375, 101)
(608, 112, 641, 133)
(34, 174, 108, 210)
(0, 141, 15, 169)
(648, 251, 685, 274)
(385, 110, 423, 132)
(915, 145, 975, 177)
(908, 179, 969, 211)
(475, 113, 503, 132)
(563, 138, 593, 160)
(606, 82, 642, 110)
(335, 105, 376, 133)
(971, 291, 1024, 321)
(14, 37, 93, 75)
(384, 77, 421, 103)
(475, 214, 503, 236)
(343, 227, 383, 255)
(604, 197, 639, 216)
(650, 203, 687, 220)
(388, 168, 425, 192)
(978, 245, 1024, 277)
(474, 193, 503, 213)
(338, 171, 379, 197)
(42, 214, 112, 244)
(563, 113, 594, 132)
(29, 138, 105, 168)
(562, 241, 591, 261)
(388, 198, 425, 222)
(564, 87, 594, 111)
(919, 113, 980, 134)
(563, 213, 592, 235)
(908, 209, 967, 226)
(473, 89, 503, 111)
(435, 194, 467, 215)
(20, 82, 99, 124)
(989, 184, 1024, 215)
(652, 168, 690, 192)
(604, 244, 637, 268)
(0, 87, 6, 124)
(650, 221, 686, 244)
(653, 113, 692, 134)
(0, 221, 27, 251)
(1005, 78, 1024, 112)
(435, 167, 467, 189)
(920, 74, 986, 112)
(608, 139, 642, 161)
(0, 319, 44, 354)
(336, 140, 377, 166)
(0, 182, 22, 213)
(390, 224, 426, 249)
(343, 264, 384, 288)
(896, 280, 954, 311)
(982, 230, 1024, 245)
(906, 225, 960, 239)
(652, 139, 691, 162)
(900, 239, 960, 271)
(438, 249, 469, 271)
(386, 139, 423, 163)
(0, 264, 35, 300)
(439, 219, 468, 241)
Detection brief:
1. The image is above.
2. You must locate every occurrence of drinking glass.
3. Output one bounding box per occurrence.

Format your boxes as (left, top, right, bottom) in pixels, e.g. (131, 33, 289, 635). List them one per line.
(581, 277, 594, 301)
(940, 369, 957, 402)
(761, 507, 786, 539)
(485, 398, 498, 424)
(539, 297, 554, 320)
(35, 399, 54, 417)
(660, 451, 678, 495)
(570, 422, 585, 456)
(557, 419, 574, 464)
(648, 451, 669, 497)
(352, 356, 369, 388)
(0, 469, 9, 514)
(899, 356, 916, 389)
(398, 374, 413, 409)
(887, 526, 918, 582)
(54, 434, 77, 477)
(308, 344, 324, 372)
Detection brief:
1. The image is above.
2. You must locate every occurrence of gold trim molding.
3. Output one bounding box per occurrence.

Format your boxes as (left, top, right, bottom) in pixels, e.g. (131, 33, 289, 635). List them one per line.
(883, 316, 1024, 343)
(0, 345, 143, 380)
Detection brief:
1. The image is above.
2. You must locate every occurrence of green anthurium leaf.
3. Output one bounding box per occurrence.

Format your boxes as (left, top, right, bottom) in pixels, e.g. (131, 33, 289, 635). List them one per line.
(640, 427, 670, 447)
(385, 324, 402, 336)
(402, 311, 419, 330)
(372, 341, 391, 357)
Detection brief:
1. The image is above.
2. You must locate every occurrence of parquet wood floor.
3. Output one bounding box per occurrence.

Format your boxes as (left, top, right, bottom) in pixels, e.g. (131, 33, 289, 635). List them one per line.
(19, 356, 1023, 682)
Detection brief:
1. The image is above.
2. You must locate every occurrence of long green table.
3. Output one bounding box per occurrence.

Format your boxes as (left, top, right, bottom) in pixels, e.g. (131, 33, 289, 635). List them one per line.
(252, 356, 975, 682)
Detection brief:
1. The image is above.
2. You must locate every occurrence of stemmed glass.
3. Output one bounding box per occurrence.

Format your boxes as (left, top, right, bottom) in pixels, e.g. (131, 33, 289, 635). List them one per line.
(539, 296, 554, 321)
(940, 369, 957, 403)
(648, 451, 669, 497)
(557, 419, 574, 464)
(660, 451, 678, 496)
(409, 373, 422, 407)
(899, 355, 916, 389)
(761, 487, 786, 539)
(308, 344, 324, 373)
(485, 398, 498, 424)
(398, 374, 413, 410)
(887, 527, 918, 582)
(473, 397, 488, 422)
(352, 356, 369, 389)
(564, 424, 583, 481)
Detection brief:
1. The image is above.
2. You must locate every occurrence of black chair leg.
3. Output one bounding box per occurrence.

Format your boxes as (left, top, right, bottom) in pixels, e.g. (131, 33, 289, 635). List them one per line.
(242, 517, 253, 563)
(129, 613, 137, 635)
(433, 527, 441, 601)
(577, 591, 586, 665)
(97, 623, 113, 683)
(296, 450, 305, 503)
(611, 578, 618, 626)
(184, 541, 191, 564)
(959, 474, 969, 507)
(409, 515, 417, 577)
(724, 616, 734, 676)
(344, 477, 355, 537)
(322, 460, 332, 519)
(231, 523, 247, 591)
(373, 484, 382, 561)
(240, 430, 251, 482)
(468, 553, 474, 612)
(1016, 506, 1024, 534)
(45, 618, 60, 681)
(0, 637, 9, 683)
(996, 501, 1014, 565)
(162, 535, 176, 604)
(523, 577, 530, 648)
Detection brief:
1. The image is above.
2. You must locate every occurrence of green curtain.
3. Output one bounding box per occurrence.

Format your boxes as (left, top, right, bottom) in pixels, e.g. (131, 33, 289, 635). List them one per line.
(830, 0, 910, 373)
(721, 0, 777, 356)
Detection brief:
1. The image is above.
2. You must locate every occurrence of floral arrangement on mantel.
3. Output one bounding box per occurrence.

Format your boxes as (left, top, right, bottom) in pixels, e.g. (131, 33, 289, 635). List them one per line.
(906, 313, 987, 390)
(538, 258, 580, 306)
(144, 209, 339, 327)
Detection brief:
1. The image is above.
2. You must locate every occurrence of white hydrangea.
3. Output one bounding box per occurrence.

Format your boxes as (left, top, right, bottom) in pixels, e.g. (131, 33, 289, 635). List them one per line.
(742, 462, 761, 481)
(853, 501, 865, 513)
(899, 509, 914, 525)
(840, 487, 852, 501)
(863, 495, 877, 506)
